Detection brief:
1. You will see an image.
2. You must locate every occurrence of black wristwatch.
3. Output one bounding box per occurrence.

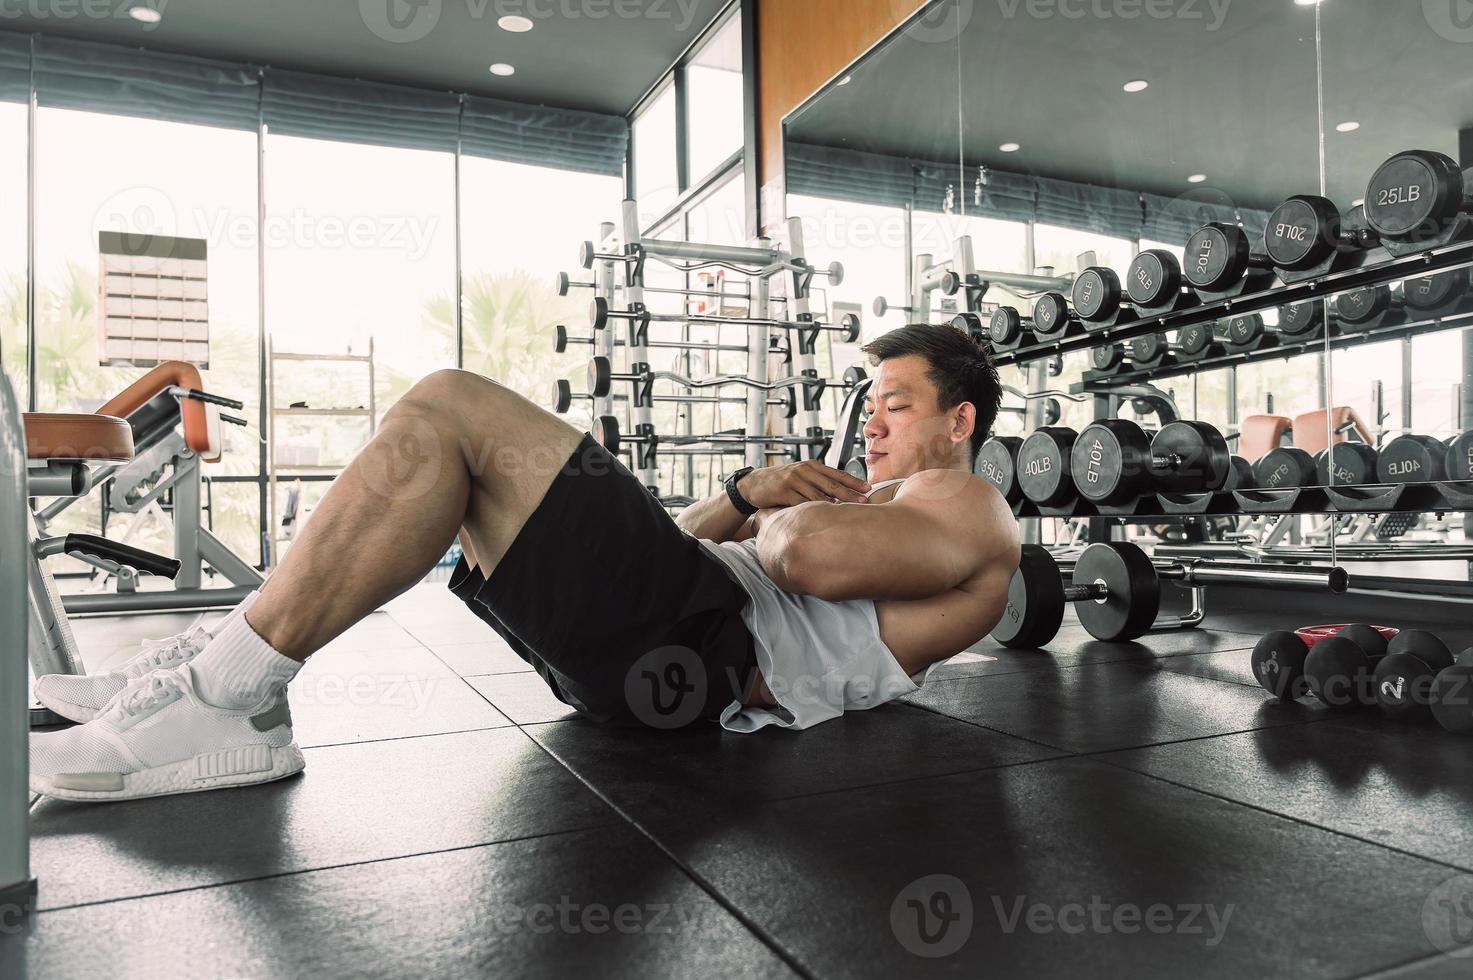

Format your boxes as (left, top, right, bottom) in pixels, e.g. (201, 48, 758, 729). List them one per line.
(724, 466, 759, 516)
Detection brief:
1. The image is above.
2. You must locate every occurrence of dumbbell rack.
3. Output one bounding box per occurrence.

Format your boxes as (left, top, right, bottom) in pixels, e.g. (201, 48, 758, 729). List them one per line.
(990, 239, 1473, 370)
(561, 201, 858, 499)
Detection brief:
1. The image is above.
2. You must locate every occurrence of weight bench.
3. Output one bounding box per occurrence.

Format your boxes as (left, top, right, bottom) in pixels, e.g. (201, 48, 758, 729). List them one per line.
(33, 361, 261, 614)
(1237, 414, 1292, 464)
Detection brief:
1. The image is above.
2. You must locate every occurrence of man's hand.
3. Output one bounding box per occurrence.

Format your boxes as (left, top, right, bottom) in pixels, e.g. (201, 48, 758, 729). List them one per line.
(736, 460, 871, 509)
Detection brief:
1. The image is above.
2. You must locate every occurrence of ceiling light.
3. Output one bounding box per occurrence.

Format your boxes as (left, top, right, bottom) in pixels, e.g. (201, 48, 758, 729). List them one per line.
(1335, 120, 1360, 133)
(1295, 0, 1323, 6)
(128, 4, 161, 23)
(1188, 174, 1208, 184)
(1123, 79, 1149, 93)
(999, 142, 1021, 153)
(489, 63, 516, 76)
(497, 15, 534, 32)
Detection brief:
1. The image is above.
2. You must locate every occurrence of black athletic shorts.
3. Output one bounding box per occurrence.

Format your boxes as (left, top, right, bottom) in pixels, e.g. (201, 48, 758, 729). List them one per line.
(447, 433, 759, 728)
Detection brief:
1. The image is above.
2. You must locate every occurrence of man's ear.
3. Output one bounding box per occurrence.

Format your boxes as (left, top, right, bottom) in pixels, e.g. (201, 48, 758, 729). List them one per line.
(953, 402, 977, 446)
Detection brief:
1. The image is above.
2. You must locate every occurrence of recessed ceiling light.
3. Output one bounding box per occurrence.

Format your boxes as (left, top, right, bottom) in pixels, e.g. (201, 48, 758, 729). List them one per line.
(489, 63, 516, 77)
(999, 142, 1021, 153)
(1188, 174, 1208, 183)
(1335, 120, 1360, 133)
(1123, 79, 1149, 93)
(497, 15, 534, 32)
(128, 4, 161, 23)
(838, 75, 852, 85)
(1294, 0, 1323, 6)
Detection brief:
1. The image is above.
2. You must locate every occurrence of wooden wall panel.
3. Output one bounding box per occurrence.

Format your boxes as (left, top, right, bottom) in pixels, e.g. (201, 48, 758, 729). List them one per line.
(754, 0, 920, 230)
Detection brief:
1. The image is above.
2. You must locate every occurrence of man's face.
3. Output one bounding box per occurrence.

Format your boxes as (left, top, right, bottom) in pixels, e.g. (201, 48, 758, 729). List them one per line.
(861, 355, 973, 482)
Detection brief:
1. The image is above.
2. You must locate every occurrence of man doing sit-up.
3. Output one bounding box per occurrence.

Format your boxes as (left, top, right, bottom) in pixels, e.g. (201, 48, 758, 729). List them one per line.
(30, 323, 1021, 802)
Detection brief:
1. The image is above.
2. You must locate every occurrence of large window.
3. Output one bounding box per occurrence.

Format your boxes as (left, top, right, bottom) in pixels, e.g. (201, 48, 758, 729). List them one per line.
(459, 157, 622, 425)
(631, 7, 746, 233)
(685, 12, 743, 184)
(633, 83, 678, 226)
(32, 108, 263, 560)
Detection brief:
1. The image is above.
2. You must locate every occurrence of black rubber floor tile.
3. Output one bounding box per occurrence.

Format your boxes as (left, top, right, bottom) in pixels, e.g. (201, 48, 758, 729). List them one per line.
(26, 825, 798, 980)
(1135, 647, 1263, 689)
(467, 672, 584, 725)
(29, 727, 617, 910)
(1100, 712, 1473, 871)
(528, 702, 1061, 817)
(429, 639, 535, 677)
(904, 660, 1332, 752)
(643, 757, 1458, 979)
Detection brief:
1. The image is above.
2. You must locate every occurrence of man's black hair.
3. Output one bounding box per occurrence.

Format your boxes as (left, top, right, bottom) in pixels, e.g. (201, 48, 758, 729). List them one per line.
(859, 323, 1003, 465)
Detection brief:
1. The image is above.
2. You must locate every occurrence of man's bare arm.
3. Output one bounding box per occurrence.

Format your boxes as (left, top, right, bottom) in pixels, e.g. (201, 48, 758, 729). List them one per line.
(674, 461, 871, 544)
(754, 470, 1017, 601)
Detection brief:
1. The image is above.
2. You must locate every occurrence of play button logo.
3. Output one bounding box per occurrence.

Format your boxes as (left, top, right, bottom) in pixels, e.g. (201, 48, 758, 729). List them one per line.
(360, 0, 441, 44)
(1424, 0, 1473, 42)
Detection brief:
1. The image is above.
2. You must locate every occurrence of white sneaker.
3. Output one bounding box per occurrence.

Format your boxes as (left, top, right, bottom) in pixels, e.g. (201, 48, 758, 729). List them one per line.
(29, 665, 305, 803)
(33, 617, 215, 723)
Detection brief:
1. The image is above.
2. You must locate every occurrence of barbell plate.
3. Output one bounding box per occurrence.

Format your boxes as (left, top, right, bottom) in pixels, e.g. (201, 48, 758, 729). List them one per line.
(1072, 542, 1159, 643)
(993, 545, 1067, 649)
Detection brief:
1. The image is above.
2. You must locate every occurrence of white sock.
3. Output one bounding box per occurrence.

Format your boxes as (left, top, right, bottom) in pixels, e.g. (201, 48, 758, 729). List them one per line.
(190, 609, 301, 709)
(208, 590, 260, 637)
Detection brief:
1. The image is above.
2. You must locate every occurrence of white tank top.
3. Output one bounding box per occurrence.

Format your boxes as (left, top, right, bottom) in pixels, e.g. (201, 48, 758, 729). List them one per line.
(697, 533, 934, 733)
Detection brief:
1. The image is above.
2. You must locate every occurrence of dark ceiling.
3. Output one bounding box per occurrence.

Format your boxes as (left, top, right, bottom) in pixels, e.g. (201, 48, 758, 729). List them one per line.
(0, 0, 731, 114)
(786, 0, 1473, 214)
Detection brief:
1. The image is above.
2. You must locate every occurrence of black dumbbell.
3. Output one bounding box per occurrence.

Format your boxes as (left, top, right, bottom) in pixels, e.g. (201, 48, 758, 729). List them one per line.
(1364, 149, 1473, 251)
(987, 308, 1034, 350)
(1126, 249, 1191, 312)
(1446, 430, 1473, 482)
(1403, 268, 1473, 314)
(1263, 195, 1379, 280)
(1278, 298, 1335, 339)
(1304, 624, 1392, 710)
(1374, 631, 1456, 721)
(1071, 419, 1230, 506)
(1430, 650, 1473, 734)
(1317, 442, 1379, 486)
(992, 542, 1160, 648)
(1071, 267, 1132, 324)
(1174, 321, 1226, 361)
(976, 435, 1024, 506)
(1251, 630, 1312, 702)
(1377, 434, 1449, 484)
(1129, 332, 1174, 368)
(1183, 222, 1276, 294)
(1092, 342, 1129, 374)
(842, 366, 868, 388)
(1334, 284, 1403, 331)
(1016, 426, 1079, 508)
(950, 312, 987, 345)
(1031, 292, 1080, 341)
(1222, 314, 1276, 352)
(1252, 446, 1319, 490)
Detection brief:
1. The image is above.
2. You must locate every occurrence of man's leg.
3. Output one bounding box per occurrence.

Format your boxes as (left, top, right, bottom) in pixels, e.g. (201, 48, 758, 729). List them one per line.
(248, 369, 584, 661)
